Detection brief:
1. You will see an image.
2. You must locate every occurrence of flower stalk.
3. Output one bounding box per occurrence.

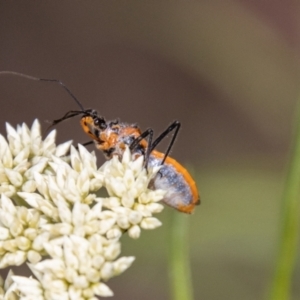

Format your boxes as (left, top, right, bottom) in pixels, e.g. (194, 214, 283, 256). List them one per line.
(269, 98, 300, 300)
(169, 213, 194, 300)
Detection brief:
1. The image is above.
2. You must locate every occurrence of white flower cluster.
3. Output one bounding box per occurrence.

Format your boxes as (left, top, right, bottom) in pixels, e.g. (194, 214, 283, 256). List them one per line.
(0, 120, 165, 299)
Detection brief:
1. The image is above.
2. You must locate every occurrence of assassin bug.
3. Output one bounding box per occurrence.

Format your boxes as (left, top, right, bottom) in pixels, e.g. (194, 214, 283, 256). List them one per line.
(0, 71, 200, 213)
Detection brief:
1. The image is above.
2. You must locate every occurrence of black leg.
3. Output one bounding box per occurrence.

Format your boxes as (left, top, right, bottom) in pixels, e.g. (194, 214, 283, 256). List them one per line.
(74, 140, 94, 151)
(81, 141, 94, 147)
(45, 110, 84, 133)
(129, 128, 152, 150)
(129, 128, 153, 167)
(51, 110, 84, 125)
(150, 121, 181, 165)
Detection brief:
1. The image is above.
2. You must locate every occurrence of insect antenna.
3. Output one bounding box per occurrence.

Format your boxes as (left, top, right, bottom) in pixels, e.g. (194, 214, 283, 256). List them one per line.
(0, 71, 85, 111)
(0, 70, 90, 134)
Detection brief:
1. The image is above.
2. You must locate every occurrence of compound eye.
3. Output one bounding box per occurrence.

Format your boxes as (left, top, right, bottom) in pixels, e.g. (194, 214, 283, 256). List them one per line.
(94, 118, 107, 130)
(94, 118, 102, 127)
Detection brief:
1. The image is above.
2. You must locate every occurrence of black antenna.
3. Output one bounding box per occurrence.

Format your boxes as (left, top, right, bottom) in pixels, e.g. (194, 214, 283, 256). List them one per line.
(0, 71, 85, 111)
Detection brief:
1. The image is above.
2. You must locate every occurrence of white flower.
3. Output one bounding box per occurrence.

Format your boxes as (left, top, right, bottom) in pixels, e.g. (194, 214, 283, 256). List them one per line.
(0, 120, 166, 299)
(0, 270, 19, 299)
(100, 153, 165, 239)
(0, 194, 46, 267)
(0, 120, 72, 199)
(13, 236, 134, 299)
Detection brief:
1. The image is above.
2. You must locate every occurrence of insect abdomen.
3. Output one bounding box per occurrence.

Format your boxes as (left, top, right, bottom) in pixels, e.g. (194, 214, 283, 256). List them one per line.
(148, 152, 200, 213)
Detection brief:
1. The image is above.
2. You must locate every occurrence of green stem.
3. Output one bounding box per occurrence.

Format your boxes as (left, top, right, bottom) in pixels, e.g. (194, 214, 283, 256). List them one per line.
(269, 99, 300, 300)
(168, 213, 194, 300)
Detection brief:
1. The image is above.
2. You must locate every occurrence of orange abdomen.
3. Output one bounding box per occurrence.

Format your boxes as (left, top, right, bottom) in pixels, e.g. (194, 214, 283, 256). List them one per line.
(149, 150, 200, 213)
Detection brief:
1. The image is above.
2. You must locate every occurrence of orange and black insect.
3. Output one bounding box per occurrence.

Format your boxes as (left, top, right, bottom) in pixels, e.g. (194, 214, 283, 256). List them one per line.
(0, 71, 200, 213)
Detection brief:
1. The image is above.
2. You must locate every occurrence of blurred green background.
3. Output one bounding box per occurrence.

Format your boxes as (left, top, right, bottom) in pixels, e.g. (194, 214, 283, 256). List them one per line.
(0, 1, 300, 299)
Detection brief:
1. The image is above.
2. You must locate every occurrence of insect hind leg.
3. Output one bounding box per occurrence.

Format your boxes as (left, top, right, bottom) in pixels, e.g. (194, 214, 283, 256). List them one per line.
(150, 121, 181, 165)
